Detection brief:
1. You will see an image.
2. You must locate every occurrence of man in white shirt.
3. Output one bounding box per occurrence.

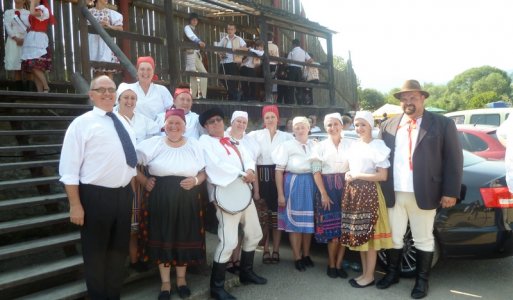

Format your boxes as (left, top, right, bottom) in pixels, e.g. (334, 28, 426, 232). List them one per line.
(198, 107, 266, 300)
(378, 80, 462, 299)
(286, 39, 312, 104)
(59, 76, 137, 300)
(184, 13, 208, 99)
(218, 23, 246, 101)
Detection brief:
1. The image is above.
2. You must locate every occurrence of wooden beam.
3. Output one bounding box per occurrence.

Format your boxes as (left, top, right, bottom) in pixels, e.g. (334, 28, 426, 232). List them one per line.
(77, 0, 91, 82)
(327, 34, 335, 106)
(164, 0, 178, 90)
(259, 15, 273, 102)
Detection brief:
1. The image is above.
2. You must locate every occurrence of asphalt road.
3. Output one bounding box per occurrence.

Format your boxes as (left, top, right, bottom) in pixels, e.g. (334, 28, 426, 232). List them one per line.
(230, 243, 513, 300)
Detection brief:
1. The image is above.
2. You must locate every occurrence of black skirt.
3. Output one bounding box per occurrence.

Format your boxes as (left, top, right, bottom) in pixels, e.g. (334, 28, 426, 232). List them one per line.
(145, 175, 205, 266)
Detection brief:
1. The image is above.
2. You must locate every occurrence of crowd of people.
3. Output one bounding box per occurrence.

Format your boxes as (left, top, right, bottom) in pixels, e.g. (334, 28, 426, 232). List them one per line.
(58, 73, 463, 300)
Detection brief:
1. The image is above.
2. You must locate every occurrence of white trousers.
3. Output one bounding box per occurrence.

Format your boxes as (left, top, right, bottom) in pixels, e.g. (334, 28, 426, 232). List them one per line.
(387, 191, 437, 252)
(214, 201, 263, 263)
(186, 51, 208, 98)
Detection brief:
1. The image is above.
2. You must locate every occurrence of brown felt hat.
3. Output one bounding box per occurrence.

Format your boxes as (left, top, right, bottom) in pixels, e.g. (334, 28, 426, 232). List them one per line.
(393, 80, 430, 99)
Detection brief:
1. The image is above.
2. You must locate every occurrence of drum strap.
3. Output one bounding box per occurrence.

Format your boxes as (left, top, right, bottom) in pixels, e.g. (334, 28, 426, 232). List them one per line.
(219, 137, 245, 172)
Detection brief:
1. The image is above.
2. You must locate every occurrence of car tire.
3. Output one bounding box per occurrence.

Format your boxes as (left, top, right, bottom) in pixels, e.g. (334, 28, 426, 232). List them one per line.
(377, 226, 440, 278)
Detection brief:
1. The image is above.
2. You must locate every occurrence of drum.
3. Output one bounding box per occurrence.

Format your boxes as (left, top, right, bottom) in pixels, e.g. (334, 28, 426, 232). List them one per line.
(215, 177, 252, 214)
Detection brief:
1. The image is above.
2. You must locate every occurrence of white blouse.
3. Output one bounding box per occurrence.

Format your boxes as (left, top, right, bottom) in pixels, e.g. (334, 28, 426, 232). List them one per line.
(248, 129, 293, 165)
(125, 82, 173, 121)
(136, 136, 205, 177)
(125, 113, 160, 144)
(345, 139, 391, 174)
(311, 137, 353, 174)
(272, 139, 314, 174)
(228, 132, 260, 162)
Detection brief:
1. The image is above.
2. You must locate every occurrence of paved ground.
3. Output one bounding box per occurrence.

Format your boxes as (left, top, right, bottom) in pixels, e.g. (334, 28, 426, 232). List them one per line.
(122, 232, 513, 300)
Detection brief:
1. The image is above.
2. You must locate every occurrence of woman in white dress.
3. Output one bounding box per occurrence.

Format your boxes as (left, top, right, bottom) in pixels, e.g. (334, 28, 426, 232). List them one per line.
(20, 0, 54, 92)
(340, 111, 393, 288)
(272, 116, 316, 272)
(136, 108, 207, 299)
(311, 113, 352, 278)
(248, 105, 292, 264)
(88, 0, 123, 78)
(3, 0, 29, 82)
(125, 56, 173, 122)
(172, 88, 203, 139)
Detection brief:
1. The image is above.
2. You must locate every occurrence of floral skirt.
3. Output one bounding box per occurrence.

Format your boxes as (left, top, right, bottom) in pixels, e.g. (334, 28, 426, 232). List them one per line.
(341, 181, 392, 251)
(314, 173, 345, 243)
(22, 48, 52, 72)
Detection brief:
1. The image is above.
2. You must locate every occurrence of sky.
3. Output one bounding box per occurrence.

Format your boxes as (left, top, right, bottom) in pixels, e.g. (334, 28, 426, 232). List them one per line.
(300, 0, 513, 93)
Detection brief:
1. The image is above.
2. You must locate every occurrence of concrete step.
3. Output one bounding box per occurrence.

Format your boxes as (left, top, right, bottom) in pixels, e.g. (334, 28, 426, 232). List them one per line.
(0, 129, 66, 136)
(0, 232, 80, 261)
(0, 159, 59, 171)
(0, 193, 67, 211)
(0, 116, 76, 121)
(0, 144, 62, 153)
(0, 212, 69, 235)
(0, 175, 60, 190)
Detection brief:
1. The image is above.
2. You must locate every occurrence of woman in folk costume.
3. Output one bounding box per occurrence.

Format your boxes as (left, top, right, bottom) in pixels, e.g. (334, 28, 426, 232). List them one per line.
(88, 0, 123, 78)
(340, 111, 393, 288)
(310, 113, 352, 278)
(20, 0, 55, 92)
(3, 0, 30, 83)
(248, 105, 293, 264)
(272, 116, 317, 272)
(135, 109, 207, 299)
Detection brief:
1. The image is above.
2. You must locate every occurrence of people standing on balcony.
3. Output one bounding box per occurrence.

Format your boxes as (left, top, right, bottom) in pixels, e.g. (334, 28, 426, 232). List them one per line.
(248, 105, 293, 265)
(303, 53, 320, 105)
(218, 23, 246, 101)
(266, 32, 280, 102)
(240, 40, 264, 101)
(135, 108, 207, 300)
(88, 0, 123, 79)
(59, 76, 137, 299)
(272, 116, 316, 272)
(125, 56, 173, 121)
(20, 0, 55, 93)
(184, 12, 208, 99)
(311, 113, 351, 279)
(3, 0, 29, 89)
(339, 111, 392, 288)
(286, 39, 312, 105)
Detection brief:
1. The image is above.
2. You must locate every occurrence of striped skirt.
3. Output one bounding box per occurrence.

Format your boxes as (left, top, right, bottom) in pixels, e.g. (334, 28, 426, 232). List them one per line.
(314, 173, 345, 243)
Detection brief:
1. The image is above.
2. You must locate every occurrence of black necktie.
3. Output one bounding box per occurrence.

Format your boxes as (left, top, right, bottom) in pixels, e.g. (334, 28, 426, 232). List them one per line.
(106, 112, 137, 168)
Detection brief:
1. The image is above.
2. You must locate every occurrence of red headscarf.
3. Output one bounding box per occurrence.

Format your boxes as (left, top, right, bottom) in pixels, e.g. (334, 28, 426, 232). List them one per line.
(136, 56, 158, 81)
(40, 0, 56, 25)
(262, 105, 280, 128)
(165, 108, 186, 123)
(174, 88, 192, 99)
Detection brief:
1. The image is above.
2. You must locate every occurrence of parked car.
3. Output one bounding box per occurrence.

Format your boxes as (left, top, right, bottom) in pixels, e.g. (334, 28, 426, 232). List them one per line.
(456, 124, 506, 160)
(445, 108, 512, 126)
(308, 131, 513, 276)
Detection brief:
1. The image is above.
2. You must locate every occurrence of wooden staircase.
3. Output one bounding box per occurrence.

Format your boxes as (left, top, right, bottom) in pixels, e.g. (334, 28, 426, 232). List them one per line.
(0, 91, 89, 299)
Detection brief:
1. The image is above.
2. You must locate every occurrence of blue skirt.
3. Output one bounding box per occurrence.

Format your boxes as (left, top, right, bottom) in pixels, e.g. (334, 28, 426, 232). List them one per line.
(314, 173, 345, 243)
(278, 172, 316, 233)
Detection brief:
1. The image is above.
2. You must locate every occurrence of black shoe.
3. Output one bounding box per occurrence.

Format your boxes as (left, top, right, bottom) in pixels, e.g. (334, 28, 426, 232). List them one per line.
(327, 267, 337, 278)
(376, 249, 402, 289)
(239, 251, 267, 285)
(158, 290, 171, 300)
(349, 279, 375, 288)
(129, 261, 149, 273)
(336, 268, 348, 278)
(177, 285, 191, 299)
(302, 256, 314, 267)
(210, 262, 236, 300)
(294, 259, 306, 272)
(411, 250, 434, 299)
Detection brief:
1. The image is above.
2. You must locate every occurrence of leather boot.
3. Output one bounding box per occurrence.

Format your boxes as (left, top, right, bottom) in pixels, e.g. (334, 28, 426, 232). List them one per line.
(239, 251, 267, 285)
(376, 248, 403, 289)
(210, 262, 236, 300)
(411, 250, 434, 299)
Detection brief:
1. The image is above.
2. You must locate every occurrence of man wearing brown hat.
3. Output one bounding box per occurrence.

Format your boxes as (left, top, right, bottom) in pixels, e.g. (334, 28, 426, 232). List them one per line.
(378, 80, 463, 299)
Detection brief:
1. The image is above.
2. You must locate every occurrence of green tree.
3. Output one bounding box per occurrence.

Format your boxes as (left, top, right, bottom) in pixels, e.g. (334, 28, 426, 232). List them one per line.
(333, 55, 346, 71)
(358, 88, 385, 110)
(468, 91, 499, 109)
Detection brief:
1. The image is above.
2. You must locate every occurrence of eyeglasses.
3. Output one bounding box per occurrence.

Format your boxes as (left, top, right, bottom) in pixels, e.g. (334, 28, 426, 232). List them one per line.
(206, 117, 223, 125)
(91, 87, 117, 94)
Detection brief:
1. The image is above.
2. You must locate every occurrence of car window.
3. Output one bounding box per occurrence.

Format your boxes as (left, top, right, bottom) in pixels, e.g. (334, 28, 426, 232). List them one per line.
(470, 114, 500, 126)
(463, 150, 484, 167)
(465, 132, 489, 151)
(449, 115, 464, 124)
(457, 132, 471, 151)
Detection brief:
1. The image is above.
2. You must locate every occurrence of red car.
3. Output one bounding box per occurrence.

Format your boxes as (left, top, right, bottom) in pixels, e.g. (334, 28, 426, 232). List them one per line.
(456, 125, 505, 160)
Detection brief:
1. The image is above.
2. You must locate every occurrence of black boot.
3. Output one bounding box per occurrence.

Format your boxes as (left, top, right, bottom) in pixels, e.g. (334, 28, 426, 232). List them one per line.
(411, 250, 434, 299)
(376, 248, 402, 289)
(210, 262, 236, 300)
(239, 251, 267, 285)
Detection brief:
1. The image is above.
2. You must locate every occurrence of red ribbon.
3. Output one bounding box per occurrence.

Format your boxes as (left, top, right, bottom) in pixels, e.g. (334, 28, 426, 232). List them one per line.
(407, 119, 417, 171)
(219, 137, 234, 155)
